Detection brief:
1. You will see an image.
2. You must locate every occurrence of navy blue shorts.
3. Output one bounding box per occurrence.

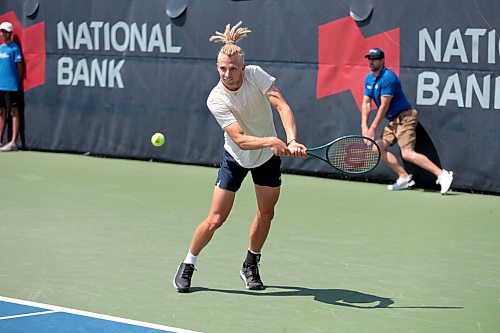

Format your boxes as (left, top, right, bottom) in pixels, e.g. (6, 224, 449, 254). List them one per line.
(215, 150, 282, 192)
(0, 91, 19, 108)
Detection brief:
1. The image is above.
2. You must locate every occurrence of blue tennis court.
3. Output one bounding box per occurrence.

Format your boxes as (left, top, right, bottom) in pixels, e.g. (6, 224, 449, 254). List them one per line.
(0, 296, 199, 333)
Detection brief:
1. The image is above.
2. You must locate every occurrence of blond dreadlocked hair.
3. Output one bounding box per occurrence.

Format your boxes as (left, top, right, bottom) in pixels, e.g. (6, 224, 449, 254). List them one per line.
(209, 21, 251, 58)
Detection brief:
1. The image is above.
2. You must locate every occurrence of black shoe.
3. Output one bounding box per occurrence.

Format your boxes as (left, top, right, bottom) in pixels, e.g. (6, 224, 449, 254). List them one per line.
(173, 262, 195, 293)
(240, 262, 265, 290)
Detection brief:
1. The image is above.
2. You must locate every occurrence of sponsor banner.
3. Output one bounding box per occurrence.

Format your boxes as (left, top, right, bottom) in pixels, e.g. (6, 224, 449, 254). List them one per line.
(1, 0, 499, 193)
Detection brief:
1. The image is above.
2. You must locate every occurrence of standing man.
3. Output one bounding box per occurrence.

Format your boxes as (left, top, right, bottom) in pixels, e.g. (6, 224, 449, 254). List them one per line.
(361, 47, 453, 194)
(173, 22, 306, 293)
(0, 21, 23, 152)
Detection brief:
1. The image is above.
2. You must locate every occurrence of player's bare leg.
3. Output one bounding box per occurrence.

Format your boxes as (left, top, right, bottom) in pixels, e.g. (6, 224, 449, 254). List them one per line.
(10, 107, 19, 144)
(174, 186, 236, 292)
(189, 186, 236, 256)
(249, 184, 280, 252)
(0, 107, 19, 151)
(401, 148, 441, 177)
(377, 139, 408, 178)
(377, 139, 415, 191)
(0, 108, 6, 144)
(240, 184, 280, 290)
(401, 148, 454, 194)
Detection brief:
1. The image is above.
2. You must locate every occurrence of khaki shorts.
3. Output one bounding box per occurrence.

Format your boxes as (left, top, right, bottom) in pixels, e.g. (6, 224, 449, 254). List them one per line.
(381, 108, 418, 150)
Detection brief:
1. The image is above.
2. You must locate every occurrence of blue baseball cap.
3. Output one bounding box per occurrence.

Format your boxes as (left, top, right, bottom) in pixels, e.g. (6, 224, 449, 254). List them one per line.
(365, 47, 385, 60)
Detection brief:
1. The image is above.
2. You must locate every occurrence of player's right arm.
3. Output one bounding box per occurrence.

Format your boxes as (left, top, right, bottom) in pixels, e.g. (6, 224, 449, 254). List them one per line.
(223, 122, 289, 156)
(361, 95, 372, 138)
(368, 95, 392, 134)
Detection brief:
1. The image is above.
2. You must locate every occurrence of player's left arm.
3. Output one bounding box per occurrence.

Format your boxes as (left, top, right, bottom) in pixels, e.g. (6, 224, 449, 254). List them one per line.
(266, 84, 306, 156)
(16, 62, 23, 87)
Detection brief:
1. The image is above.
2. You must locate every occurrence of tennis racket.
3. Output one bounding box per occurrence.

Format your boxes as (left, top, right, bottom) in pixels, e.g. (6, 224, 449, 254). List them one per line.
(307, 135, 380, 174)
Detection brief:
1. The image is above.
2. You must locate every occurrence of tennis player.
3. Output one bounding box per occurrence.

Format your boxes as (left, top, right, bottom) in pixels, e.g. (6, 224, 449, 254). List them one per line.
(0, 21, 23, 151)
(173, 22, 307, 292)
(361, 47, 453, 193)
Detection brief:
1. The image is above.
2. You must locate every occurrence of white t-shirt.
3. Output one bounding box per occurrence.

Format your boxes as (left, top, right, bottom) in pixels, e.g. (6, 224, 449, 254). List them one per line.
(207, 65, 277, 168)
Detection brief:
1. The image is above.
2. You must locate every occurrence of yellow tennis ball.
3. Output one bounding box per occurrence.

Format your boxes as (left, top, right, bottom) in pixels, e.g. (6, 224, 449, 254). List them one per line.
(151, 132, 165, 147)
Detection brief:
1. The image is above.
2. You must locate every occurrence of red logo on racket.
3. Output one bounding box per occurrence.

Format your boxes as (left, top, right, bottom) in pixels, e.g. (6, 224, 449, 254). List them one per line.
(317, 16, 400, 112)
(0, 11, 46, 91)
(345, 143, 369, 168)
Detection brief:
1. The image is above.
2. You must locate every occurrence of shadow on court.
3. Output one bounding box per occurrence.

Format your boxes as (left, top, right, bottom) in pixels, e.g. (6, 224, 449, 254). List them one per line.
(190, 286, 463, 310)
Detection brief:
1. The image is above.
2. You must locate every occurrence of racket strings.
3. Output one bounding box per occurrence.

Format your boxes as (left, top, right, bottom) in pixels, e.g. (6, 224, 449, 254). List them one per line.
(327, 137, 379, 173)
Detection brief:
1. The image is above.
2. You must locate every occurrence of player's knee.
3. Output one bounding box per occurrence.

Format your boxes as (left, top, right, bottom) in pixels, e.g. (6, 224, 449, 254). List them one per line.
(206, 214, 226, 231)
(401, 149, 415, 162)
(258, 210, 275, 223)
(377, 139, 389, 152)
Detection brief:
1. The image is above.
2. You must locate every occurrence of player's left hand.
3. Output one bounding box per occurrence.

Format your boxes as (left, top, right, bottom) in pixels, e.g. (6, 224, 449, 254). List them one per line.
(287, 141, 307, 157)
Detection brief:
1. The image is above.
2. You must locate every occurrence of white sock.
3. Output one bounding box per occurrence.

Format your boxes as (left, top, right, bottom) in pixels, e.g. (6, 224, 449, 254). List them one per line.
(183, 251, 197, 265)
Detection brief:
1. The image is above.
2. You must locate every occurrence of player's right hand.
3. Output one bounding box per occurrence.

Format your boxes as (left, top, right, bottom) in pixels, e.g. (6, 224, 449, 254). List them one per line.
(270, 138, 289, 156)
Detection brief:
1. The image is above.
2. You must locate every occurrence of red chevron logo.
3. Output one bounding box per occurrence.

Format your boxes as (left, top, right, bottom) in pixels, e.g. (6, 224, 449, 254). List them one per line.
(0, 11, 46, 91)
(317, 16, 400, 111)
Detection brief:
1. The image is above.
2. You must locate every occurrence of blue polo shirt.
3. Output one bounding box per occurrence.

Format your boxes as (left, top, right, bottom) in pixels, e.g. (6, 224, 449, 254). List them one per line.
(364, 66, 412, 120)
(0, 41, 23, 91)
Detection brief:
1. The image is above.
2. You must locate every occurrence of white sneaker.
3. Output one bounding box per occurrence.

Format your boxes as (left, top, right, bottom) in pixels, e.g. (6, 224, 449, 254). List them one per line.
(0, 142, 17, 152)
(436, 170, 454, 195)
(387, 174, 415, 191)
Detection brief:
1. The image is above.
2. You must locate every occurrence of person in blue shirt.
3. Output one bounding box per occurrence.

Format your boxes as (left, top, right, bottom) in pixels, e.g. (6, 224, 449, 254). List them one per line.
(0, 21, 23, 152)
(361, 48, 453, 194)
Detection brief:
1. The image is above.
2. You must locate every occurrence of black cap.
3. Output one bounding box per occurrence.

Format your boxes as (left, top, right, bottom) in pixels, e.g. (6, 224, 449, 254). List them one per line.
(364, 47, 385, 60)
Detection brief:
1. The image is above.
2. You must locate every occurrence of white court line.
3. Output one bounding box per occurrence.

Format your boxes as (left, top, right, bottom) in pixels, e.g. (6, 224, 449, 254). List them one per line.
(0, 296, 201, 333)
(0, 310, 58, 320)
